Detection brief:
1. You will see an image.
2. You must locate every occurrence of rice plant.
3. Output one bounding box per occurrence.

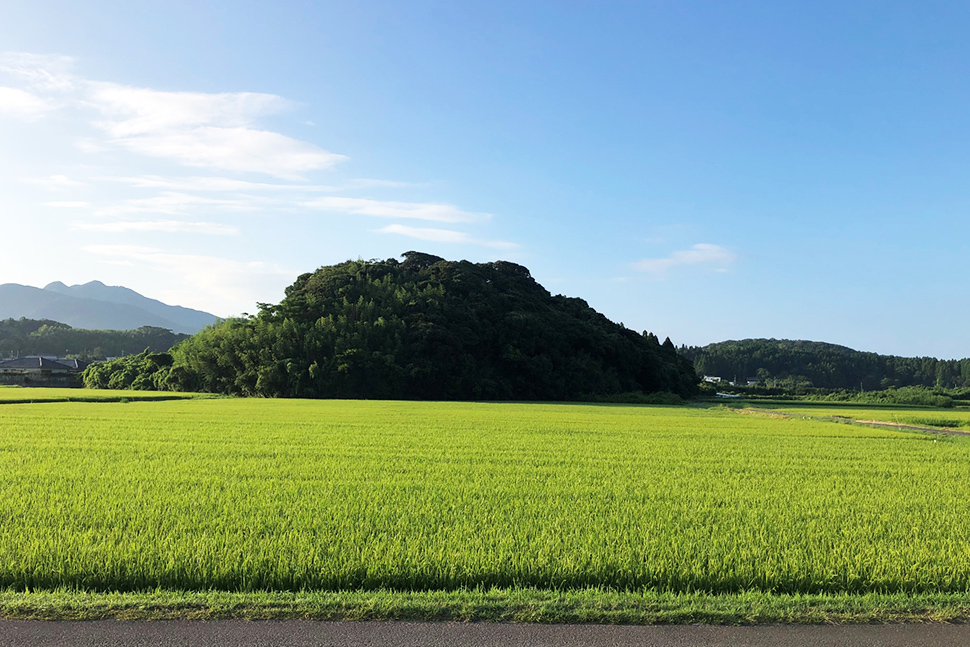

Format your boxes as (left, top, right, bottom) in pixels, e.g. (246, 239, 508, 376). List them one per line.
(0, 398, 967, 593)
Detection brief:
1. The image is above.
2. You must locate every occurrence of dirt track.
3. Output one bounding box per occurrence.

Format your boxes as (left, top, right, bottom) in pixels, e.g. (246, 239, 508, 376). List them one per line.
(741, 408, 970, 436)
(852, 419, 970, 436)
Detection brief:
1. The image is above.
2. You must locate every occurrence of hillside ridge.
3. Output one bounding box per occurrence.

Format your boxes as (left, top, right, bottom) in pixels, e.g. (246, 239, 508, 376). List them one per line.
(0, 282, 219, 334)
(682, 338, 970, 390)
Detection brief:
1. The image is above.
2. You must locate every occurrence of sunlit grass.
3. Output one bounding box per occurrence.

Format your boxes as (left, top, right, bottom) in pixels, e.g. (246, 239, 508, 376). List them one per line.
(0, 399, 968, 594)
(0, 387, 204, 403)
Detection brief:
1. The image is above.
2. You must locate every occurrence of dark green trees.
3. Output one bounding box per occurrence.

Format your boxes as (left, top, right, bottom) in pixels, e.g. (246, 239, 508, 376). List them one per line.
(82, 351, 175, 390)
(0, 319, 188, 359)
(87, 253, 697, 400)
(683, 338, 970, 391)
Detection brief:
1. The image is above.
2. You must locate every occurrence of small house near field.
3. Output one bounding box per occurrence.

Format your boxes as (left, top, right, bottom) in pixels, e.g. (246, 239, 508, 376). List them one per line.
(0, 357, 90, 387)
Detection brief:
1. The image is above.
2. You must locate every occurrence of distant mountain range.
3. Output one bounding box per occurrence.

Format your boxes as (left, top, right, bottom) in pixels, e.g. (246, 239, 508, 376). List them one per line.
(0, 281, 219, 334)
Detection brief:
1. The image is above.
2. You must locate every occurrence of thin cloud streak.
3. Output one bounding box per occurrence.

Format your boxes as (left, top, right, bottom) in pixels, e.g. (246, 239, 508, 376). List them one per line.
(103, 175, 414, 193)
(377, 224, 519, 250)
(85, 83, 346, 177)
(87, 84, 291, 137)
(104, 175, 338, 193)
(45, 201, 90, 208)
(2, 54, 346, 177)
(306, 196, 486, 223)
(632, 243, 737, 275)
(111, 126, 345, 178)
(84, 245, 290, 275)
(0, 52, 75, 91)
(345, 178, 419, 189)
(94, 192, 264, 217)
(24, 174, 88, 190)
(74, 220, 240, 235)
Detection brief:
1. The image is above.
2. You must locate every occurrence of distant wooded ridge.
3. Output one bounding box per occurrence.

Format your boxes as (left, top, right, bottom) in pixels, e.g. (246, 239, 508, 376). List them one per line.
(682, 339, 970, 391)
(83, 252, 699, 400)
(0, 318, 189, 360)
(0, 281, 219, 334)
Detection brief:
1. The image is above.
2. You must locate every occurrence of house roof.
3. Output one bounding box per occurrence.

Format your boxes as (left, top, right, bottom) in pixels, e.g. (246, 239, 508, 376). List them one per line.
(52, 358, 90, 370)
(0, 357, 89, 370)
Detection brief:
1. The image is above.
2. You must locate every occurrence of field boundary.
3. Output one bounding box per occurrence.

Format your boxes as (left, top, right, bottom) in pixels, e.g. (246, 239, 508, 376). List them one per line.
(737, 407, 970, 437)
(0, 396, 197, 405)
(3, 589, 970, 624)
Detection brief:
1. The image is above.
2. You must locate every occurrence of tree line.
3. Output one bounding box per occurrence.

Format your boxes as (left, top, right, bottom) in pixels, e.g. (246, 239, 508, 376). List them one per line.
(0, 318, 188, 360)
(682, 338, 970, 391)
(84, 252, 698, 400)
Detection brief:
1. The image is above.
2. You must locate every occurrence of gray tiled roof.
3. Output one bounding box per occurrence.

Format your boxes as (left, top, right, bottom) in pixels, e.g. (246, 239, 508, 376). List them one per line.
(0, 357, 88, 370)
(51, 358, 90, 370)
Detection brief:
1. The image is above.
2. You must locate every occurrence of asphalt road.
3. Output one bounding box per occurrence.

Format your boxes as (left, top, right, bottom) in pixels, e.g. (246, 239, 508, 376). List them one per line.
(2, 621, 970, 647)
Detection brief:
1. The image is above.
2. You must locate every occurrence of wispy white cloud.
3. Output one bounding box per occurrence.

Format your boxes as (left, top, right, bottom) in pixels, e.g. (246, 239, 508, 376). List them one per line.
(305, 196, 485, 223)
(73, 220, 240, 235)
(103, 175, 415, 193)
(0, 52, 75, 91)
(345, 178, 419, 189)
(1, 55, 345, 178)
(82, 83, 346, 178)
(87, 84, 290, 137)
(632, 243, 737, 275)
(104, 175, 337, 193)
(74, 137, 108, 153)
(377, 224, 519, 250)
(4, 51, 515, 301)
(109, 126, 344, 178)
(94, 191, 262, 217)
(0, 86, 50, 119)
(44, 201, 90, 208)
(24, 174, 88, 190)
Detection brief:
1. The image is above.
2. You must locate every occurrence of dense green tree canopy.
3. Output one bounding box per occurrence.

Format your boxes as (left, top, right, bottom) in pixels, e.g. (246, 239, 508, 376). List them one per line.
(683, 338, 970, 391)
(0, 318, 188, 360)
(87, 253, 698, 399)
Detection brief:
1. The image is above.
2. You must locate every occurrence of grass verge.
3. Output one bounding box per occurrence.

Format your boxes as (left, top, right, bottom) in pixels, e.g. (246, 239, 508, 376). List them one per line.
(0, 387, 212, 404)
(3, 589, 970, 624)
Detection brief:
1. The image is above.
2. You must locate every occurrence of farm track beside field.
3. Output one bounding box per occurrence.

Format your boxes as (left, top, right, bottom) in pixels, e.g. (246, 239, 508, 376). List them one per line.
(739, 407, 970, 436)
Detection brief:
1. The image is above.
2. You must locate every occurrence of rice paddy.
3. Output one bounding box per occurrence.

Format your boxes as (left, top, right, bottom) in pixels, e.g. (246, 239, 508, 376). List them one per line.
(1, 395, 969, 599)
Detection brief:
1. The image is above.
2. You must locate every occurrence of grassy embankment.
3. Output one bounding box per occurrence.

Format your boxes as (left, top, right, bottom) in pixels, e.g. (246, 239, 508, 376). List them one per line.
(0, 385, 203, 404)
(2, 393, 969, 623)
(766, 405, 970, 430)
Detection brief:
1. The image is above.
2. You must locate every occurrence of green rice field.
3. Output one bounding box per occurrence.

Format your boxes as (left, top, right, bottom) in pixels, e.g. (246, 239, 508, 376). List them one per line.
(1, 394, 969, 598)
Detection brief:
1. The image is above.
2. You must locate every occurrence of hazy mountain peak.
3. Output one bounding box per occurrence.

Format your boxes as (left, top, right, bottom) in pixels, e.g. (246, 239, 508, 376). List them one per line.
(3, 282, 219, 334)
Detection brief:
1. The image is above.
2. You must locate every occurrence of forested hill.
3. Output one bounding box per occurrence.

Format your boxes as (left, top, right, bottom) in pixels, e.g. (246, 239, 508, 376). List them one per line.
(0, 318, 189, 359)
(682, 339, 970, 390)
(85, 252, 698, 399)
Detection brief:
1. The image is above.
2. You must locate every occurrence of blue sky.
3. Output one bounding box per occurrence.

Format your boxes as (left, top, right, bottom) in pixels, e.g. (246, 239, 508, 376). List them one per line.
(2, 1, 969, 358)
